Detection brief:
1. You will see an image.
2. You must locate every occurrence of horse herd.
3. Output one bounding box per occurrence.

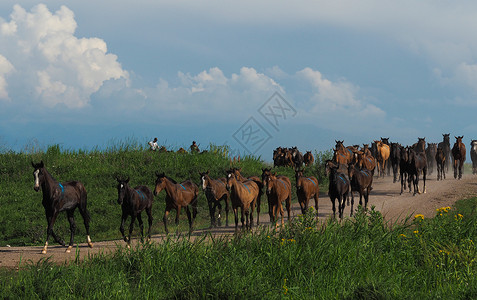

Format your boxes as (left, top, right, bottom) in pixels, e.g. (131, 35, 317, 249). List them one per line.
(30, 135, 477, 253)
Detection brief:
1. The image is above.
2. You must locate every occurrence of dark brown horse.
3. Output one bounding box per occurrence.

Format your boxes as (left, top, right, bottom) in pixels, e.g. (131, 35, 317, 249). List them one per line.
(408, 148, 427, 195)
(399, 146, 410, 194)
(451, 136, 466, 179)
(348, 164, 373, 213)
(153, 172, 199, 234)
(325, 160, 350, 219)
(390, 143, 401, 183)
(438, 133, 451, 172)
(226, 169, 260, 231)
(232, 168, 263, 225)
(471, 140, 477, 175)
(435, 147, 446, 181)
(261, 170, 292, 226)
(116, 177, 154, 247)
(426, 143, 437, 175)
(304, 151, 314, 166)
(32, 161, 93, 254)
(199, 171, 229, 227)
(294, 169, 319, 216)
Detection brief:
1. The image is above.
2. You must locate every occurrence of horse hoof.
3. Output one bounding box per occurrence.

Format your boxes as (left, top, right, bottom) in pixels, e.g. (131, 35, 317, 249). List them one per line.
(88, 242, 94, 248)
(66, 246, 73, 253)
(41, 249, 47, 254)
(126, 244, 131, 249)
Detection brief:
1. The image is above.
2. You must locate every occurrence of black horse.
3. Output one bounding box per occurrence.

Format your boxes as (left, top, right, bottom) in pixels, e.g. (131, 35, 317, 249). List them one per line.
(32, 161, 93, 254)
(426, 143, 437, 175)
(471, 140, 477, 175)
(117, 177, 154, 247)
(326, 161, 350, 219)
(390, 142, 401, 183)
(436, 147, 446, 181)
(399, 146, 411, 194)
(408, 148, 427, 195)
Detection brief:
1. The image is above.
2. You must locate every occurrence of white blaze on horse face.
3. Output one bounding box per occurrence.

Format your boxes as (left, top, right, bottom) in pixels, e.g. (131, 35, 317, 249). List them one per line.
(201, 176, 207, 190)
(34, 170, 40, 189)
(120, 184, 124, 189)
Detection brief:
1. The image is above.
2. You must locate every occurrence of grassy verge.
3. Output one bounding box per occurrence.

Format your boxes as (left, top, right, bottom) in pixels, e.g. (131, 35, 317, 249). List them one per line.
(1, 198, 476, 299)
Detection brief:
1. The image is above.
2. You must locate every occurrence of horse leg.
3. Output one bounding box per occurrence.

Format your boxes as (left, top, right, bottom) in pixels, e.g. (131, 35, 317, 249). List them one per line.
(350, 192, 354, 217)
(314, 193, 319, 217)
(175, 206, 182, 234)
(146, 207, 153, 241)
(298, 197, 305, 215)
(78, 205, 93, 248)
(224, 195, 230, 227)
(423, 168, 427, 193)
(137, 213, 144, 243)
(207, 198, 216, 228)
(255, 193, 261, 226)
(241, 207, 246, 230)
(233, 207, 239, 232)
(43, 212, 61, 254)
(459, 160, 463, 179)
(185, 206, 193, 233)
(286, 196, 291, 222)
(163, 207, 171, 235)
(127, 215, 136, 248)
(216, 202, 222, 227)
(331, 197, 336, 219)
(66, 210, 77, 253)
(454, 160, 458, 179)
(119, 211, 129, 243)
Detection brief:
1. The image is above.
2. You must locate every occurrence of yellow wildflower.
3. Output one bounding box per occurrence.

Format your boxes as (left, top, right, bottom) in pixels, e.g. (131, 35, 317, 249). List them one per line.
(400, 234, 406, 238)
(413, 230, 419, 235)
(414, 214, 424, 221)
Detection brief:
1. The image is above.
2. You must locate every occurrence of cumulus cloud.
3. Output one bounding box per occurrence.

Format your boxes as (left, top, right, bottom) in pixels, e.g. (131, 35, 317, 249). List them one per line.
(0, 4, 128, 108)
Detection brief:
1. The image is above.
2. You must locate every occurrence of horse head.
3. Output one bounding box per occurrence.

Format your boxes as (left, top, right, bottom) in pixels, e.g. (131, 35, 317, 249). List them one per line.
(153, 172, 166, 196)
(116, 177, 130, 205)
(32, 160, 45, 192)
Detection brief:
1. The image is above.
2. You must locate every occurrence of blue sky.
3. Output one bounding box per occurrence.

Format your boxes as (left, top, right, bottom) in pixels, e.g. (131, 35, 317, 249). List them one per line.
(1, 1, 477, 159)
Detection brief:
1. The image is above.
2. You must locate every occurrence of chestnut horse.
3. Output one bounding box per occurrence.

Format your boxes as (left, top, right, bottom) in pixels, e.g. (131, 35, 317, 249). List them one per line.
(451, 136, 466, 179)
(471, 140, 477, 175)
(32, 161, 93, 254)
(261, 170, 292, 226)
(348, 164, 373, 213)
(334, 140, 354, 165)
(325, 160, 350, 219)
(199, 171, 229, 227)
(232, 168, 263, 225)
(435, 147, 446, 181)
(304, 151, 315, 166)
(153, 172, 199, 234)
(374, 140, 390, 178)
(226, 169, 260, 231)
(116, 177, 154, 247)
(355, 150, 376, 174)
(295, 169, 319, 216)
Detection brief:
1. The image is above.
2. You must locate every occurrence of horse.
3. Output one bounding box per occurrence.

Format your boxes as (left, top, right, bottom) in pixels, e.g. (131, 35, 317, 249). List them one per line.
(426, 143, 437, 175)
(451, 136, 466, 180)
(116, 177, 154, 247)
(438, 134, 451, 172)
(232, 168, 263, 225)
(471, 140, 477, 175)
(261, 170, 292, 226)
(31, 161, 93, 254)
(226, 169, 260, 231)
(304, 151, 314, 166)
(153, 172, 199, 234)
(295, 169, 320, 216)
(291, 147, 304, 167)
(412, 137, 426, 153)
(399, 146, 411, 194)
(325, 160, 350, 219)
(374, 140, 390, 178)
(435, 147, 446, 181)
(334, 140, 354, 165)
(389, 143, 401, 183)
(407, 148, 427, 195)
(348, 164, 373, 213)
(199, 171, 229, 227)
(355, 151, 376, 174)
(381, 137, 391, 175)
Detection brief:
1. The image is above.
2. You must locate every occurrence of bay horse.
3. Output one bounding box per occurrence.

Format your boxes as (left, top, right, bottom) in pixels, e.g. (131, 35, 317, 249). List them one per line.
(435, 147, 446, 181)
(334, 140, 354, 165)
(438, 133, 451, 172)
(232, 168, 263, 225)
(226, 169, 260, 231)
(116, 177, 154, 247)
(412, 137, 426, 153)
(199, 171, 229, 227)
(348, 163, 373, 214)
(408, 148, 427, 195)
(426, 143, 437, 175)
(153, 172, 199, 234)
(374, 140, 390, 178)
(304, 151, 314, 166)
(32, 161, 93, 254)
(471, 140, 477, 175)
(355, 151, 376, 174)
(261, 170, 292, 226)
(389, 143, 401, 183)
(295, 169, 319, 216)
(451, 136, 466, 179)
(325, 160, 350, 219)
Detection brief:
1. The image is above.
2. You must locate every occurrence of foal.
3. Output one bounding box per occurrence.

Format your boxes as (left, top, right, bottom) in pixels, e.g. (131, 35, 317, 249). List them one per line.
(116, 177, 154, 247)
(199, 170, 229, 227)
(262, 170, 292, 226)
(32, 161, 93, 254)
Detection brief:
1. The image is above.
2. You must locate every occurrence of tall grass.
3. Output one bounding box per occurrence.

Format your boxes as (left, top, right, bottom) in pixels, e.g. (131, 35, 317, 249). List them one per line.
(1, 199, 476, 299)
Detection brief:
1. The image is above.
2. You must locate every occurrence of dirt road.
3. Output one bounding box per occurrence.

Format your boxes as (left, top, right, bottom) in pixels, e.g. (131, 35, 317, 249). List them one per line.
(1, 173, 476, 269)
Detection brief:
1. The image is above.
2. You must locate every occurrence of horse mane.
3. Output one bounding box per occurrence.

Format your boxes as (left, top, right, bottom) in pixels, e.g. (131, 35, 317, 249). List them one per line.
(165, 176, 177, 184)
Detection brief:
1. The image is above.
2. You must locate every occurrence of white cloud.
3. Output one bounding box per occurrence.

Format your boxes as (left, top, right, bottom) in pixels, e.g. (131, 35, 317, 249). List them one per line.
(0, 54, 14, 99)
(0, 4, 128, 108)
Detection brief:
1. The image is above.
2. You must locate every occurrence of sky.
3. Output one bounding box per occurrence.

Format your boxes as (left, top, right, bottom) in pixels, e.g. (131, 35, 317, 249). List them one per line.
(1, 1, 477, 160)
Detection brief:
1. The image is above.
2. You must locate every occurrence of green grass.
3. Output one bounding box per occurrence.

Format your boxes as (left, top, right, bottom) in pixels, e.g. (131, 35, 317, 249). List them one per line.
(1, 199, 476, 299)
(0, 141, 332, 246)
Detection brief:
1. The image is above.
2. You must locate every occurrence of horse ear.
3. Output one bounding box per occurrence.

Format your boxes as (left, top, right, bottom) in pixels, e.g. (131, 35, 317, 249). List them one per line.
(206, 169, 210, 174)
(126, 177, 130, 183)
(40, 160, 44, 168)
